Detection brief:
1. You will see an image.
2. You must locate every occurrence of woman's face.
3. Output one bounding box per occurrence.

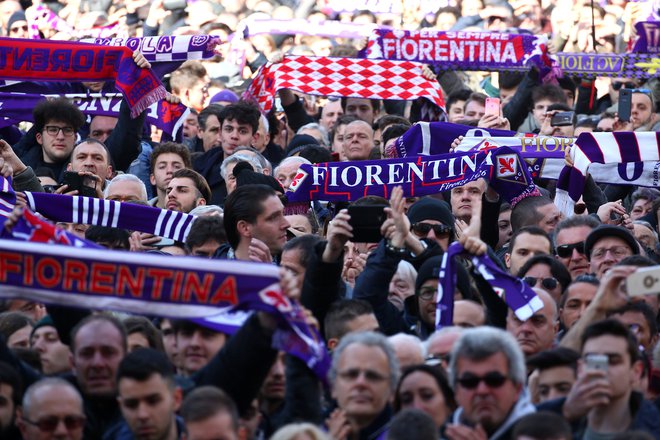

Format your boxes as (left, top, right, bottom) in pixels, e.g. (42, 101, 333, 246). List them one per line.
(397, 371, 449, 429)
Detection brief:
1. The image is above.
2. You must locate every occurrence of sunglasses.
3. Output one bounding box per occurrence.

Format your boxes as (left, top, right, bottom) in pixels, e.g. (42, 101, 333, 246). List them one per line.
(411, 222, 451, 237)
(555, 242, 585, 258)
(612, 81, 636, 91)
(23, 415, 86, 432)
(523, 276, 558, 291)
(457, 371, 508, 389)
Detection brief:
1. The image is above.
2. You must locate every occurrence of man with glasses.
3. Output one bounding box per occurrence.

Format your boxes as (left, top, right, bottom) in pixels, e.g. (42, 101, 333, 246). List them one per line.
(554, 216, 600, 279)
(446, 327, 534, 439)
(17, 377, 86, 440)
(330, 331, 398, 439)
(406, 197, 454, 251)
(584, 225, 639, 277)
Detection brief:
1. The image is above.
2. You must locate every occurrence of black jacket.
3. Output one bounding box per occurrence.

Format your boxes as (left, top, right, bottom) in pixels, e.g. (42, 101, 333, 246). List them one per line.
(192, 147, 227, 206)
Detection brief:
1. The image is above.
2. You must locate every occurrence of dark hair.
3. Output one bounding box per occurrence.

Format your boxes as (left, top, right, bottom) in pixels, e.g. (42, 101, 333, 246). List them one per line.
(70, 313, 127, 354)
(33, 97, 86, 132)
(553, 215, 600, 243)
(464, 92, 487, 109)
(547, 103, 573, 113)
(559, 274, 600, 308)
(283, 235, 321, 267)
(298, 145, 333, 164)
(581, 319, 639, 364)
(171, 168, 212, 203)
(73, 138, 114, 169)
(170, 60, 207, 93)
(446, 89, 472, 113)
(616, 255, 656, 268)
(375, 115, 411, 131)
(509, 226, 552, 254)
(351, 9, 376, 22)
(511, 411, 572, 440)
(198, 104, 224, 131)
(149, 142, 192, 174)
(117, 348, 175, 384)
(517, 254, 572, 294)
(0, 312, 34, 342)
(223, 184, 277, 249)
(532, 84, 566, 105)
(340, 97, 380, 114)
(510, 196, 555, 232)
(324, 299, 375, 341)
(124, 317, 165, 352)
(180, 385, 239, 428)
(387, 409, 438, 440)
(0, 361, 22, 406)
(218, 102, 261, 134)
(611, 302, 658, 341)
(330, 114, 360, 143)
(526, 347, 580, 373)
(499, 71, 526, 90)
(382, 124, 410, 147)
(185, 216, 226, 251)
(393, 364, 456, 412)
(85, 226, 130, 250)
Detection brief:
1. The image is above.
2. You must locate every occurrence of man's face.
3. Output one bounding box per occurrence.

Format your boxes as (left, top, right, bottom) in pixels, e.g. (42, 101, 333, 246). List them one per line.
(631, 93, 654, 130)
(36, 120, 77, 164)
(534, 203, 562, 234)
(67, 141, 112, 181)
(332, 343, 392, 425)
(221, 118, 255, 157)
(190, 239, 221, 258)
(450, 180, 485, 221)
(345, 98, 376, 125)
(106, 180, 146, 203)
(453, 300, 486, 328)
(73, 320, 125, 397)
(589, 237, 633, 277)
(560, 282, 597, 330)
(613, 311, 654, 352)
(506, 233, 551, 276)
(0, 383, 14, 432)
(343, 121, 374, 161)
(176, 327, 226, 376)
(630, 198, 652, 221)
(185, 79, 209, 113)
(332, 123, 348, 159)
(447, 100, 466, 123)
(276, 161, 303, 191)
(418, 279, 440, 327)
(281, 248, 306, 293)
(596, 117, 615, 132)
(497, 209, 512, 250)
(453, 352, 522, 434)
(18, 384, 84, 440)
(248, 195, 290, 254)
(31, 326, 71, 376)
(185, 411, 238, 440)
(506, 290, 557, 356)
(532, 99, 557, 126)
(261, 352, 286, 403)
(321, 100, 344, 131)
(464, 100, 485, 120)
(285, 214, 313, 235)
(555, 226, 592, 279)
(89, 116, 118, 144)
(581, 335, 638, 401)
(410, 219, 451, 251)
(633, 223, 657, 250)
(159, 320, 178, 370)
(536, 366, 576, 403)
(198, 115, 223, 152)
(118, 374, 181, 440)
(150, 153, 186, 193)
(183, 113, 199, 140)
(166, 177, 204, 213)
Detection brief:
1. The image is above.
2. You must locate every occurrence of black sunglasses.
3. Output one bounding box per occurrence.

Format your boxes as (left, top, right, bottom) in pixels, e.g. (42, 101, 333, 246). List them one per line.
(555, 242, 585, 258)
(411, 222, 452, 237)
(457, 371, 508, 389)
(523, 276, 558, 291)
(612, 81, 636, 91)
(23, 415, 86, 432)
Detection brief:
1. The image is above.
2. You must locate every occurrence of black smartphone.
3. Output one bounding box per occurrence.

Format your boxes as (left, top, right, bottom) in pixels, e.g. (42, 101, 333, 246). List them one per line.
(618, 89, 632, 122)
(347, 205, 387, 243)
(62, 171, 97, 197)
(550, 111, 575, 127)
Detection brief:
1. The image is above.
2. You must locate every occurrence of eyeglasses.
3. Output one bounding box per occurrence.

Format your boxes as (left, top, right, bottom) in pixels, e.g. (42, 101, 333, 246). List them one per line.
(591, 246, 631, 260)
(456, 371, 509, 389)
(417, 287, 437, 301)
(612, 81, 636, 91)
(411, 222, 451, 237)
(23, 415, 86, 432)
(44, 125, 76, 137)
(523, 276, 558, 291)
(338, 368, 387, 383)
(556, 242, 585, 258)
(10, 25, 28, 33)
(426, 352, 451, 366)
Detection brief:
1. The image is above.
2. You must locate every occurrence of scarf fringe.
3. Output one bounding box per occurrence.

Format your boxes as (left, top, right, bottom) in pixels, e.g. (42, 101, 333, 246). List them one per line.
(130, 86, 168, 118)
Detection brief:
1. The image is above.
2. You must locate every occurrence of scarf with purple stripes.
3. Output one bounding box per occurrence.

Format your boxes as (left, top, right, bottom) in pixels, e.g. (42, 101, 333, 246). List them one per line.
(554, 131, 660, 217)
(437, 242, 543, 329)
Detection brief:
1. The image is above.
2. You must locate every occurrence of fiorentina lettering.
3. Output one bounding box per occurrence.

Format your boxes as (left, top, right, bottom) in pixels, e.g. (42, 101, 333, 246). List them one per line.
(0, 47, 123, 73)
(0, 253, 239, 307)
(382, 37, 518, 63)
(519, 137, 573, 153)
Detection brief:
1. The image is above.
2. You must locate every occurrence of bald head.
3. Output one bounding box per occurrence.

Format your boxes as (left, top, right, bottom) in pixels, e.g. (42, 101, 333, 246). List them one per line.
(343, 120, 374, 161)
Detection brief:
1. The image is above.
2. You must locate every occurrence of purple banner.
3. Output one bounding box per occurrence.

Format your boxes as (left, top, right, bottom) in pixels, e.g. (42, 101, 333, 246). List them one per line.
(555, 52, 659, 79)
(632, 21, 660, 53)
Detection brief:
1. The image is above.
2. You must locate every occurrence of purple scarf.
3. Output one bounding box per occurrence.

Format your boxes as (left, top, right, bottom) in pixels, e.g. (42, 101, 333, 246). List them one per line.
(437, 242, 543, 329)
(632, 21, 660, 53)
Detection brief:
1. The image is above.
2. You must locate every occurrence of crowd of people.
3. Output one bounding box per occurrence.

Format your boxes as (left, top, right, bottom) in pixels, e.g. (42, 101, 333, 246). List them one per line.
(0, 0, 658, 439)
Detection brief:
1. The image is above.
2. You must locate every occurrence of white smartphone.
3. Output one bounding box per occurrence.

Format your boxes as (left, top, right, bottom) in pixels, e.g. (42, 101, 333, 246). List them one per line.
(627, 266, 660, 297)
(584, 353, 608, 372)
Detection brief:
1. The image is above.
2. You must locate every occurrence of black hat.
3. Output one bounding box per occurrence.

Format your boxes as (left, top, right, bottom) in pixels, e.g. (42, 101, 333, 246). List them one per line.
(584, 225, 640, 261)
(285, 134, 319, 157)
(407, 197, 454, 227)
(233, 161, 283, 193)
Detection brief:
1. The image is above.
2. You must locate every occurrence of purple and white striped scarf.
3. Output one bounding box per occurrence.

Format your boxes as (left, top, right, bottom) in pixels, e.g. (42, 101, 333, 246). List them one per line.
(555, 132, 660, 217)
(26, 5, 126, 40)
(437, 242, 543, 329)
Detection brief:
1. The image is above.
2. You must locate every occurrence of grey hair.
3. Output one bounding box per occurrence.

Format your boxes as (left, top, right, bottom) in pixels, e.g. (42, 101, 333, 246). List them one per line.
(270, 422, 331, 440)
(329, 331, 399, 391)
(259, 114, 270, 133)
(633, 220, 659, 241)
(103, 173, 148, 200)
(22, 378, 83, 418)
(189, 204, 224, 217)
(448, 326, 526, 388)
(233, 146, 272, 173)
(297, 122, 330, 147)
(424, 326, 465, 353)
(219, 153, 263, 180)
(388, 333, 426, 360)
(273, 156, 311, 177)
